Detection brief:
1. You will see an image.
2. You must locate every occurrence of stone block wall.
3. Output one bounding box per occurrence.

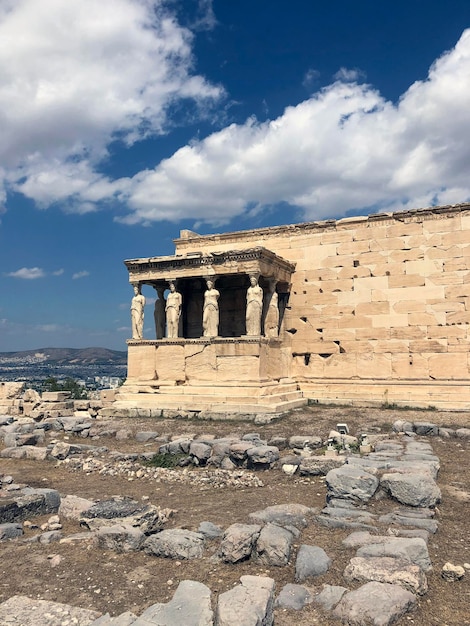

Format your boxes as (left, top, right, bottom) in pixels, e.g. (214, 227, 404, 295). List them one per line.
(174, 204, 470, 409)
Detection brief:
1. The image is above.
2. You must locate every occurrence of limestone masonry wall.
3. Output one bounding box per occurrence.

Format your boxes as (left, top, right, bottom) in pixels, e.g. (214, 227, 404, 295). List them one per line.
(174, 204, 470, 409)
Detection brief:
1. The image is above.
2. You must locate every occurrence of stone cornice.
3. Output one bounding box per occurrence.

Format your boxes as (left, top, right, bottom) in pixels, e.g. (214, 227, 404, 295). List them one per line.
(125, 246, 295, 284)
(173, 202, 470, 247)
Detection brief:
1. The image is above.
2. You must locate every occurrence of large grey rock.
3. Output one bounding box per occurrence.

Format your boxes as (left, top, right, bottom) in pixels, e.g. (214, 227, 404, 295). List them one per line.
(289, 435, 323, 449)
(198, 521, 223, 539)
(275, 584, 312, 610)
(216, 575, 275, 626)
(380, 472, 441, 507)
(96, 524, 145, 553)
(456, 428, 470, 439)
(344, 556, 428, 595)
(143, 528, 205, 559)
(135, 431, 159, 442)
(246, 445, 279, 467)
(189, 441, 212, 465)
(137, 580, 213, 625)
(392, 419, 414, 433)
(413, 422, 438, 436)
(0, 489, 60, 523)
(219, 523, 261, 563)
(325, 465, 379, 502)
(295, 544, 331, 582)
(254, 523, 294, 566)
(333, 581, 417, 626)
(50, 442, 82, 459)
(299, 455, 345, 475)
(313, 584, 348, 611)
(356, 537, 432, 572)
(0, 522, 23, 540)
(80, 498, 169, 535)
(378, 511, 438, 533)
(248, 503, 315, 529)
(228, 441, 254, 462)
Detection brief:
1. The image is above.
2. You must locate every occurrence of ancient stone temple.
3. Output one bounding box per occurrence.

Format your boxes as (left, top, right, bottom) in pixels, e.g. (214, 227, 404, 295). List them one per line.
(115, 201, 470, 414)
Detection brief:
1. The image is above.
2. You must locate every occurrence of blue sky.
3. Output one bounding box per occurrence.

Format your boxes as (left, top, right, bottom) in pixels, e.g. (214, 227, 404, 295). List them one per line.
(1, 0, 470, 352)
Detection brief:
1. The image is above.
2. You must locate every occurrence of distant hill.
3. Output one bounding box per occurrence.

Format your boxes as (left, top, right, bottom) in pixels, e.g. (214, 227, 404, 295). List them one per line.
(0, 347, 127, 365)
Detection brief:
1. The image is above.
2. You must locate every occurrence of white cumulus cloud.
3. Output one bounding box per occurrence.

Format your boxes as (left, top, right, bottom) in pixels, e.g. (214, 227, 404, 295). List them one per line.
(6, 267, 46, 279)
(72, 270, 90, 280)
(118, 29, 470, 225)
(0, 0, 223, 209)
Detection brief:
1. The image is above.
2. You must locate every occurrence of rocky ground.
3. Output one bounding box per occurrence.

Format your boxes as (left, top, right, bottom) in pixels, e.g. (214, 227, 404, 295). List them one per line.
(0, 405, 469, 625)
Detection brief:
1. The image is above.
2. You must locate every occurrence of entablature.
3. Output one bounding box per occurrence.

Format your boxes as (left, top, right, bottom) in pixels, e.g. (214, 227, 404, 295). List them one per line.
(124, 246, 296, 285)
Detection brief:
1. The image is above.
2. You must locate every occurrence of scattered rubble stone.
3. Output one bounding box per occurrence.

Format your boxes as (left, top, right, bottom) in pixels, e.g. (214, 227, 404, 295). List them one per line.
(441, 562, 465, 581)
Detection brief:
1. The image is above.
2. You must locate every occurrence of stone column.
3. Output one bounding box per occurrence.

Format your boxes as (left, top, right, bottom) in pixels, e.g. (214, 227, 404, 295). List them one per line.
(246, 274, 263, 336)
(130, 283, 145, 340)
(264, 280, 280, 338)
(153, 286, 166, 339)
(165, 281, 183, 338)
(203, 278, 220, 337)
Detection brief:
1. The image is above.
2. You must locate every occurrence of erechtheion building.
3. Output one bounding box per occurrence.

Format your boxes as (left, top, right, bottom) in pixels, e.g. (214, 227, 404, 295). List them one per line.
(115, 202, 470, 415)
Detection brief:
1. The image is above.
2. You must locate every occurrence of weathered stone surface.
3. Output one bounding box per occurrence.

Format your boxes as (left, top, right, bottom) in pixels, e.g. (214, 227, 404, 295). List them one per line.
(254, 523, 294, 566)
(325, 465, 379, 502)
(0, 595, 101, 625)
(288, 435, 323, 449)
(198, 521, 223, 539)
(456, 428, 470, 439)
(143, 528, 205, 559)
(392, 419, 414, 433)
(59, 494, 95, 519)
(96, 524, 145, 553)
(83, 503, 171, 534)
(246, 445, 279, 466)
(138, 580, 213, 626)
(356, 537, 432, 572)
(313, 584, 348, 611)
(189, 441, 212, 464)
(413, 422, 439, 436)
(344, 556, 428, 595)
(298, 455, 345, 475)
(0, 522, 23, 540)
(275, 583, 312, 610)
(219, 523, 261, 563)
(378, 511, 438, 533)
(248, 503, 314, 529)
(333, 581, 417, 626)
(0, 489, 60, 523)
(216, 575, 275, 626)
(380, 472, 441, 507)
(135, 431, 159, 442)
(295, 545, 331, 582)
(441, 562, 465, 581)
(90, 611, 137, 625)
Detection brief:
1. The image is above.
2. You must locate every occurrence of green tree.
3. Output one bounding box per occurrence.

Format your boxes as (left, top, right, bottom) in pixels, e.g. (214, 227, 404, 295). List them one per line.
(42, 376, 88, 399)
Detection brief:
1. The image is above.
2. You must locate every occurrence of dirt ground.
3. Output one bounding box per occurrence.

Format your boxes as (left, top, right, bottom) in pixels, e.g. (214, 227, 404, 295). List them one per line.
(0, 405, 469, 625)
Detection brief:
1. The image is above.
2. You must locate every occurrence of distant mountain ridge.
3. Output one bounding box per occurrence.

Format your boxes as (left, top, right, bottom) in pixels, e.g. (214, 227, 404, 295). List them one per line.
(0, 347, 127, 364)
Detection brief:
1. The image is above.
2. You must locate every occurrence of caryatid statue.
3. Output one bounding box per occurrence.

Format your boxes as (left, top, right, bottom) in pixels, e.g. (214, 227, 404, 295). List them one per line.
(154, 286, 166, 339)
(203, 278, 220, 337)
(245, 274, 263, 336)
(130, 283, 145, 339)
(264, 280, 279, 338)
(165, 281, 182, 338)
